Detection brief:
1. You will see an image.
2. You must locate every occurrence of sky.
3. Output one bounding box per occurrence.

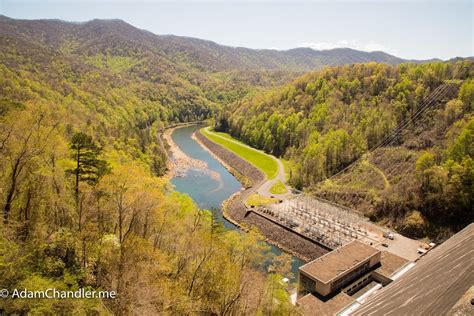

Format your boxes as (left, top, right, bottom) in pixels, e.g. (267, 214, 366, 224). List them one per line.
(0, 0, 472, 60)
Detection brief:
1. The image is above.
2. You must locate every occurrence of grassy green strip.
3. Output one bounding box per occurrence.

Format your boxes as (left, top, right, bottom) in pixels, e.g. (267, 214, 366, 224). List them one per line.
(246, 193, 278, 206)
(201, 127, 278, 179)
(269, 180, 288, 194)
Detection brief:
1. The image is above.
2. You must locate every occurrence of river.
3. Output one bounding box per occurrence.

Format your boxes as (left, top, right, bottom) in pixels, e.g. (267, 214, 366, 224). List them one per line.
(170, 125, 304, 278)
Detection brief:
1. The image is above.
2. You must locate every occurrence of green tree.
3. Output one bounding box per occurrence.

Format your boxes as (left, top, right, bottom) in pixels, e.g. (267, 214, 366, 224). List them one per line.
(458, 79, 474, 111)
(448, 118, 474, 161)
(68, 132, 109, 231)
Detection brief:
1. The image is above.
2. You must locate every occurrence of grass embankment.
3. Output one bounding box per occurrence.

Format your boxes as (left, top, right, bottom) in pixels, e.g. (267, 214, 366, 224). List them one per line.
(246, 193, 278, 206)
(269, 180, 288, 194)
(201, 127, 278, 179)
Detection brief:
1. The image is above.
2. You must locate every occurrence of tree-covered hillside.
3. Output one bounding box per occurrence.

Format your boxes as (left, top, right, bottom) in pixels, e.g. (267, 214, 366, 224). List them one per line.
(0, 15, 417, 177)
(218, 61, 473, 238)
(0, 16, 299, 176)
(0, 17, 299, 314)
(0, 105, 294, 313)
(0, 15, 410, 73)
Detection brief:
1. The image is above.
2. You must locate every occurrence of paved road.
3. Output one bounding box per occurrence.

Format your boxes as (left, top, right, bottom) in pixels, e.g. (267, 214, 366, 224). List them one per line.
(257, 157, 293, 198)
(203, 127, 292, 198)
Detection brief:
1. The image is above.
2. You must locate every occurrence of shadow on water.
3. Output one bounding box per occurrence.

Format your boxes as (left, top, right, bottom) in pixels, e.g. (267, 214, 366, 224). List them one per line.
(170, 125, 304, 279)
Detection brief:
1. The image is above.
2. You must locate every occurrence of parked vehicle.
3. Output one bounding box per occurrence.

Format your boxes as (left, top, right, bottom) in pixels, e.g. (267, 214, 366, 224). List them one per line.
(417, 248, 427, 254)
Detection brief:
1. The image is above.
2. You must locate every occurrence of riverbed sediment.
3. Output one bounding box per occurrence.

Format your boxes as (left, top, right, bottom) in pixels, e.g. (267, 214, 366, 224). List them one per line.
(195, 129, 329, 262)
(163, 127, 206, 177)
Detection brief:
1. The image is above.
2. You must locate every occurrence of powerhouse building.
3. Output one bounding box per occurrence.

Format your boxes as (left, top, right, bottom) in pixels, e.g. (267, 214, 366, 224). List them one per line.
(298, 241, 381, 298)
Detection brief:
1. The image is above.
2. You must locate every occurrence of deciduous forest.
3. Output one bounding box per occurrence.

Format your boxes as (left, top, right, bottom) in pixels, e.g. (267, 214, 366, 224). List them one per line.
(0, 15, 472, 314)
(217, 61, 473, 238)
(0, 17, 297, 314)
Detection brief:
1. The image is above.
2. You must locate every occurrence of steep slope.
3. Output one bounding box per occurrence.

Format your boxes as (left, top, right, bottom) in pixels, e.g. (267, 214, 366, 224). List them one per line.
(218, 61, 474, 239)
(0, 15, 300, 315)
(0, 15, 420, 176)
(0, 16, 292, 176)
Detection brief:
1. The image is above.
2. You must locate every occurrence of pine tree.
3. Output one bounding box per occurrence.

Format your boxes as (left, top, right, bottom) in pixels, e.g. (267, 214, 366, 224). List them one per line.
(68, 132, 109, 231)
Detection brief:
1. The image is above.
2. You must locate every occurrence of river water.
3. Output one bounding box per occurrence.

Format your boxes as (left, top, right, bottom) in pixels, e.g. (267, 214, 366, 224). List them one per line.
(170, 125, 304, 278)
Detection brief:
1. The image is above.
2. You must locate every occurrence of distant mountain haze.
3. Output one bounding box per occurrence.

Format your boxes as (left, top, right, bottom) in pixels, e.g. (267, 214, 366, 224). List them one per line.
(0, 15, 431, 72)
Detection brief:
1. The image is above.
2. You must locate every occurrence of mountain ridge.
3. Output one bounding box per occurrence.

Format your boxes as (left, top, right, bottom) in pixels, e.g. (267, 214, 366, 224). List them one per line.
(0, 15, 418, 71)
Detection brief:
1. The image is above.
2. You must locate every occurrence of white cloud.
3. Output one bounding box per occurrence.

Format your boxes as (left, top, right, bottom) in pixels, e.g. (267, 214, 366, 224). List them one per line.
(298, 40, 398, 55)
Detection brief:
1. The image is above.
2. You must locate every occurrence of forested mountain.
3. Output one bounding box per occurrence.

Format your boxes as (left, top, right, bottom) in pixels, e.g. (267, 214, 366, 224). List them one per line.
(0, 15, 422, 177)
(0, 14, 410, 73)
(217, 61, 474, 239)
(0, 14, 471, 314)
(0, 15, 295, 177)
(0, 16, 298, 314)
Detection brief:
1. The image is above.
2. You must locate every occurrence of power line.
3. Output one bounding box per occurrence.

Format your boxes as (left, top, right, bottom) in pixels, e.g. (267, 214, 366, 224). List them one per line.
(327, 81, 454, 185)
(315, 79, 458, 214)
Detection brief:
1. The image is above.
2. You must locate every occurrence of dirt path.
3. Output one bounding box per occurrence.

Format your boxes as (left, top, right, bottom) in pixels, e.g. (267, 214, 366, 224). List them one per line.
(363, 160, 390, 189)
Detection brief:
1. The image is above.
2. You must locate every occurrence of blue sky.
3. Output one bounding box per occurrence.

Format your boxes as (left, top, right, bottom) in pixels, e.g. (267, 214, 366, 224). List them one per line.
(1, 0, 472, 60)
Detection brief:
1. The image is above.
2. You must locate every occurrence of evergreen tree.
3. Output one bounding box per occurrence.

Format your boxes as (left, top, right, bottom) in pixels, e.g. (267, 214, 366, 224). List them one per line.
(68, 132, 109, 230)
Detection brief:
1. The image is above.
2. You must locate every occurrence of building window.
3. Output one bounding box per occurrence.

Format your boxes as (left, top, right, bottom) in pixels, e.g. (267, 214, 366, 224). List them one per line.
(331, 261, 370, 291)
(299, 274, 316, 296)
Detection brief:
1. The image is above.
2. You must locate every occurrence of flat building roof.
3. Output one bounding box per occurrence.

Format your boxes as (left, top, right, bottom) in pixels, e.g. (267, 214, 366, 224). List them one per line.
(375, 250, 409, 279)
(297, 292, 354, 316)
(299, 240, 380, 284)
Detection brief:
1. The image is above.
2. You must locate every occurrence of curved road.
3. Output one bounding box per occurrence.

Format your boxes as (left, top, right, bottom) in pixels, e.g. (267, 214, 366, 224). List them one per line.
(257, 158, 293, 198)
(203, 127, 293, 199)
